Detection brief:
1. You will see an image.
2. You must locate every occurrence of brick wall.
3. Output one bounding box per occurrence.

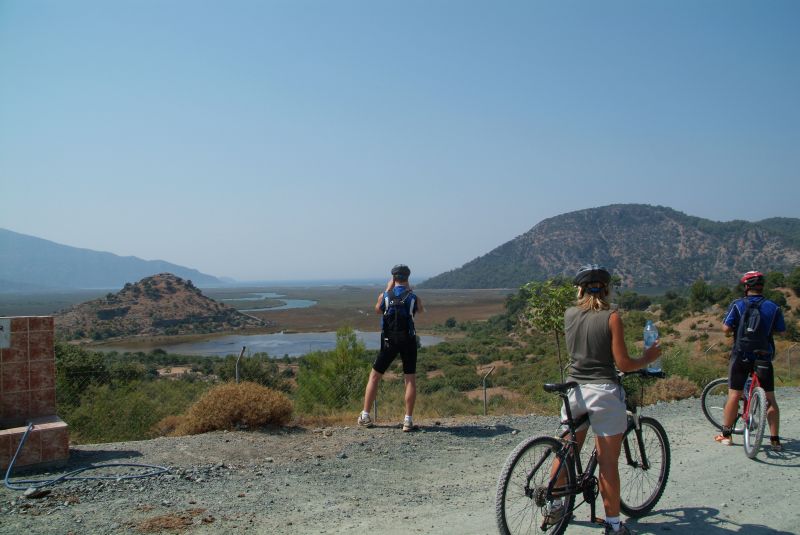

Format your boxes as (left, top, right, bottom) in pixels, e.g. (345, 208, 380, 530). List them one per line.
(1, 316, 56, 427)
(1, 316, 69, 470)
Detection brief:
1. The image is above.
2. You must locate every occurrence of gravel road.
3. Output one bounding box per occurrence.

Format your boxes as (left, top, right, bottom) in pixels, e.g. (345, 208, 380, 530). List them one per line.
(2, 387, 799, 535)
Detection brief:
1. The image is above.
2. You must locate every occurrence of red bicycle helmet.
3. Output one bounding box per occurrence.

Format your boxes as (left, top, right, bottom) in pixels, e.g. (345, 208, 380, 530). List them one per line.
(740, 270, 764, 288)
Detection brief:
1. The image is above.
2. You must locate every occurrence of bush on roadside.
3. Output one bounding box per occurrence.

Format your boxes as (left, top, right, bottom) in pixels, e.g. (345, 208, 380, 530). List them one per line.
(65, 378, 209, 443)
(171, 381, 293, 435)
(643, 375, 700, 405)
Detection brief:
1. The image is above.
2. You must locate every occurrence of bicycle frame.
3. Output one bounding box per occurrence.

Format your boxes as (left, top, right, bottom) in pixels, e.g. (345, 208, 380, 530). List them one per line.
(542, 377, 658, 526)
(741, 369, 762, 425)
(525, 395, 596, 530)
(496, 369, 669, 535)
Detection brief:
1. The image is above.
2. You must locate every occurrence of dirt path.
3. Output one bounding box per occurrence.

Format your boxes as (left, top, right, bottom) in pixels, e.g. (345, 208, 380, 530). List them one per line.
(2, 388, 799, 534)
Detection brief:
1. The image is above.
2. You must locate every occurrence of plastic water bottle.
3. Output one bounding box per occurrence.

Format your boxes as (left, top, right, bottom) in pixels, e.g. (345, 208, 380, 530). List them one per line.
(644, 320, 661, 373)
(743, 376, 752, 401)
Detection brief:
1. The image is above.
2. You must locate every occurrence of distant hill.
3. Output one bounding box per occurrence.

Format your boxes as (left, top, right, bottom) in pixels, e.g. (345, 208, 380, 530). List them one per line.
(55, 273, 268, 340)
(0, 228, 222, 290)
(420, 204, 800, 289)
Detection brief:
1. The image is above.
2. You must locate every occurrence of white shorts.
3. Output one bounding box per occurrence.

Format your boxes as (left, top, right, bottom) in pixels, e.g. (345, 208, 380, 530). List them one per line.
(560, 383, 627, 437)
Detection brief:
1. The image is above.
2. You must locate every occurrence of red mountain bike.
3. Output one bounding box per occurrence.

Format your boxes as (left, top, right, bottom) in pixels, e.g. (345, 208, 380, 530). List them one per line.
(701, 362, 768, 459)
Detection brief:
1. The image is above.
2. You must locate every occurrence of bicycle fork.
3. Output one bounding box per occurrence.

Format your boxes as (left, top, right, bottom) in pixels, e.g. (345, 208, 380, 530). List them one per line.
(623, 415, 651, 471)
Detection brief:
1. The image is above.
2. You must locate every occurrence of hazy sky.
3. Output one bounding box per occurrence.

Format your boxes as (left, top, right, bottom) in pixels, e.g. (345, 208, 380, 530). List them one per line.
(1, 1, 798, 282)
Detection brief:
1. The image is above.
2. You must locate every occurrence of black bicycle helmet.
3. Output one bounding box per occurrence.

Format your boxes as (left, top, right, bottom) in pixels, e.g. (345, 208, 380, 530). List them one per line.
(573, 264, 611, 287)
(740, 270, 764, 288)
(391, 264, 411, 280)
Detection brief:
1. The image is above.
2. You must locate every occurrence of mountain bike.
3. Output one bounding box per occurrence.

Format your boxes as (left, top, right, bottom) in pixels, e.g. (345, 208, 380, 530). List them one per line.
(495, 370, 670, 535)
(700, 361, 769, 459)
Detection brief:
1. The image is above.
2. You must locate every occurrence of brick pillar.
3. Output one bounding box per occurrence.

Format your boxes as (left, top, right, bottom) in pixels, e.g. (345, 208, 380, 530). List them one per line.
(1, 316, 69, 470)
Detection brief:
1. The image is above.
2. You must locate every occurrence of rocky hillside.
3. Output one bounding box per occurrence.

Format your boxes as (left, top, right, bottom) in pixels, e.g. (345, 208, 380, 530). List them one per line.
(55, 273, 268, 340)
(421, 204, 800, 289)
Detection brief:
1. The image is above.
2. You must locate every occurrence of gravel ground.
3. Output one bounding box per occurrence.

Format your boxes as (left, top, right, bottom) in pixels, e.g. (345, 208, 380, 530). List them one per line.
(2, 387, 799, 535)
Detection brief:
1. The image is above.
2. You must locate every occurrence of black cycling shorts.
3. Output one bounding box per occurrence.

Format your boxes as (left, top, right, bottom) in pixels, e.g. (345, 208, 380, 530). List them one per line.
(728, 355, 774, 392)
(373, 335, 417, 375)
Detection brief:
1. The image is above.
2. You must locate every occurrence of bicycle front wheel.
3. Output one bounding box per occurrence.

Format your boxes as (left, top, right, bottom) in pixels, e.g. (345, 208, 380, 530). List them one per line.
(743, 386, 767, 459)
(496, 436, 575, 535)
(619, 416, 671, 517)
(700, 378, 744, 434)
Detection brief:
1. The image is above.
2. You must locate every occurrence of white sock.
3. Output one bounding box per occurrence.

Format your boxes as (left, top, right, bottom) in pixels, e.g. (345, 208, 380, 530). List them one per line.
(606, 516, 621, 531)
(404, 415, 412, 422)
(361, 410, 370, 418)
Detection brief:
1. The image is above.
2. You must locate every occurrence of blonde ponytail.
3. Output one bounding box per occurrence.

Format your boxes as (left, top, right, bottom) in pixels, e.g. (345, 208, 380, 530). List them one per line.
(576, 285, 610, 312)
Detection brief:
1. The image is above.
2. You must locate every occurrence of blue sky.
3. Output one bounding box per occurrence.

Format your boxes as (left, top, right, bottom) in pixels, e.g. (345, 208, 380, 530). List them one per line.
(1, 1, 798, 282)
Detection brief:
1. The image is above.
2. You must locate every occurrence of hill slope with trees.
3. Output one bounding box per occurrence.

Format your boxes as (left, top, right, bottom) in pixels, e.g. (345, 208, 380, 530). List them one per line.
(421, 204, 800, 289)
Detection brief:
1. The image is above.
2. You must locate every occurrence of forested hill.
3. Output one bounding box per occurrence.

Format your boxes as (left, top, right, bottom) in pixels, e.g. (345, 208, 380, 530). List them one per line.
(420, 204, 800, 289)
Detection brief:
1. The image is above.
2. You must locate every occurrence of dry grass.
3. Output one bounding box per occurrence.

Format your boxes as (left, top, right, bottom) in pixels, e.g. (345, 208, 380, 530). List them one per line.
(643, 375, 700, 405)
(134, 508, 209, 533)
(150, 415, 183, 437)
(163, 382, 293, 436)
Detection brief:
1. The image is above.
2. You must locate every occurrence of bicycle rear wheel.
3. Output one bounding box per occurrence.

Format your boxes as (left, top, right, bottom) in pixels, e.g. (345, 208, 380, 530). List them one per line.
(700, 378, 744, 434)
(496, 436, 575, 535)
(743, 386, 767, 459)
(619, 416, 670, 516)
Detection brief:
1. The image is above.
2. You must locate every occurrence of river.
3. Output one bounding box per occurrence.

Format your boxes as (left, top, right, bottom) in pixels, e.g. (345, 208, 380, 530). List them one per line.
(100, 330, 443, 358)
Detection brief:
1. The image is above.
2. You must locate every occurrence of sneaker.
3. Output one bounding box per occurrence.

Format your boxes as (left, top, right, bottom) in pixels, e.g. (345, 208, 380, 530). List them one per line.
(543, 501, 565, 525)
(402, 417, 414, 432)
(357, 412, 373, 428)
(770, 439, 783, 452)
(604, 521, 632, 534)
(714, 433, 732, 446)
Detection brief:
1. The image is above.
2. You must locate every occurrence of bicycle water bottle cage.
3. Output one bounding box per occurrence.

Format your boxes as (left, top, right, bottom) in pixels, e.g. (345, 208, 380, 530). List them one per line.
(544, 382, 579, 394)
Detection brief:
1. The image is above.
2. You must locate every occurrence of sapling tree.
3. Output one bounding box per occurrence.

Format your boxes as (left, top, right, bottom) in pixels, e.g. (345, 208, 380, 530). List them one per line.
(521, 278, 575, 381)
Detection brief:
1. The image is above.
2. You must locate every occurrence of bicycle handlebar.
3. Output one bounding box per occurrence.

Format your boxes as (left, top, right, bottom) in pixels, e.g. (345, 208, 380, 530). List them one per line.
(620, 369, 666, 380)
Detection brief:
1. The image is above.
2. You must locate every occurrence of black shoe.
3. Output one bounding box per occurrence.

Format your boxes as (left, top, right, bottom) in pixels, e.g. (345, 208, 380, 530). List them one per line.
(604, 522, 632, 534)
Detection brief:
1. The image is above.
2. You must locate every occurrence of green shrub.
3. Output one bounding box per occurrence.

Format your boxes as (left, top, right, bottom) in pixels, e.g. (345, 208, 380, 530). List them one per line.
(294, 327, 371, 412)
(447, 353, 471, 366)
(215, 354, 288, 391)
(65, 378, 209, 443)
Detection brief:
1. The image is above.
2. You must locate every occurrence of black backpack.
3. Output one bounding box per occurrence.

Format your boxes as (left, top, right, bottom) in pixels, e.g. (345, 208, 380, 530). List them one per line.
(382, 289, 414, 343)
(733, 297, 772, 358)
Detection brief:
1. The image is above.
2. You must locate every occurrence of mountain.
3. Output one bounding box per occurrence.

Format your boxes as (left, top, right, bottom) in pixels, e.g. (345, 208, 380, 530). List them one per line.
(420, 204, 800, 289)
(55, 273, 268, 340)
(0, 228, 222, 290)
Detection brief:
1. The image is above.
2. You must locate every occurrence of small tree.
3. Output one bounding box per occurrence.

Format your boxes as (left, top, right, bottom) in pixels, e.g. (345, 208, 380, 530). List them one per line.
(787, 266, 800, 297)
(521, 278, 575, 381)
(294, 327, 371, 412)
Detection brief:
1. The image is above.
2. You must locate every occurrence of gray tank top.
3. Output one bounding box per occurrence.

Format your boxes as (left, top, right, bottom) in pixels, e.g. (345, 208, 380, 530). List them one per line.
(564, 307, 618, 384)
